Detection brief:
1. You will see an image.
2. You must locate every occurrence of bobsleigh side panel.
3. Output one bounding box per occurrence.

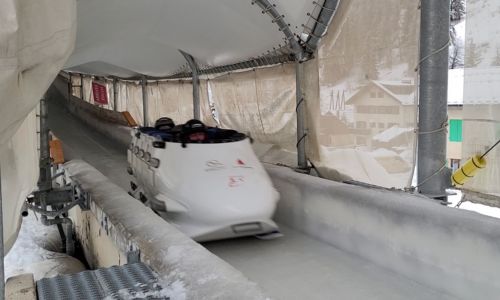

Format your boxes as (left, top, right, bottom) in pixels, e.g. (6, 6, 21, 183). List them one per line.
(130, 130, 280, 241)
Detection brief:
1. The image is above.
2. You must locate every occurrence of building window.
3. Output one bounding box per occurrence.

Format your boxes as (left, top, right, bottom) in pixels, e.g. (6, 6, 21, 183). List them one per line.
(356, 106, 399, 114)
(450, 159, 461, 172)
(357, 121, 367, 129)
(370, 91, 377, 98)
(356, 136, 367, 145)
(370, 122, 376, 128)
(378, 123, 385, 129)
(449, 119, 463, 142)
(377, 91, 384, 98)
(388, 123, 398, 128)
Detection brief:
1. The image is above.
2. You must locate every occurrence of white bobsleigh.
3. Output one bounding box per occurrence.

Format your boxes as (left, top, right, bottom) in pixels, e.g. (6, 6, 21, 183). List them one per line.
(127, 124, 280, 242)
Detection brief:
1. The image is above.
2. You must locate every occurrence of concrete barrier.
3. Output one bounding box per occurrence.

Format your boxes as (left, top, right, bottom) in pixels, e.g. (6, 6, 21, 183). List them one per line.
(266, 163, 500, 299)
(65, 160, 267, 300)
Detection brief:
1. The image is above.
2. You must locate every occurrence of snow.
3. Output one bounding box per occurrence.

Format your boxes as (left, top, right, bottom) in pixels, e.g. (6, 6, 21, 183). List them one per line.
(4, 214, 86, 281)
(104, 280, 186, 300)
(447, 189, 500, 219)
(372, 126, 413, 143)
(448, 68, 464, 105)
(317, 146, 410, 188)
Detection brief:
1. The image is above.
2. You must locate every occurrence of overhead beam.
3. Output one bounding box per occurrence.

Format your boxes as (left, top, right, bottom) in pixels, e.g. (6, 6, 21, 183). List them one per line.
(303, 0, 340, 55)
(179, 50, 201, 120)
(417, 0, 450, 199)
(251, 0, 302, 58)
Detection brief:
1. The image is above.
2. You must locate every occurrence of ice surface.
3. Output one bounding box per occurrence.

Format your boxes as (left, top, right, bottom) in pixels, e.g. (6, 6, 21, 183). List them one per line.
(205, 225, 455, 300)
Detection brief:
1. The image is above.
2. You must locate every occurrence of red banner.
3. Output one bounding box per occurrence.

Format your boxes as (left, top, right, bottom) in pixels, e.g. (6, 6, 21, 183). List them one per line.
(92, 81, 108, 105)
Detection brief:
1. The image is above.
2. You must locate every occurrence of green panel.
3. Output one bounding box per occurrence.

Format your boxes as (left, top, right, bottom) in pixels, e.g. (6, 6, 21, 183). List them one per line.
(449, 119, 463, 142)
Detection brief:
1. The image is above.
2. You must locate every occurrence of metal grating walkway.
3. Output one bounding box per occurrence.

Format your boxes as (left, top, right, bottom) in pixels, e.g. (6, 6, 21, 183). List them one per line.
(36, 263, 167, 300)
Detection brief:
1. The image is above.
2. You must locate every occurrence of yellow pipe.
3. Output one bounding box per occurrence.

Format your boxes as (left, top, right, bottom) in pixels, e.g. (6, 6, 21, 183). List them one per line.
(451, 154, 487, 186)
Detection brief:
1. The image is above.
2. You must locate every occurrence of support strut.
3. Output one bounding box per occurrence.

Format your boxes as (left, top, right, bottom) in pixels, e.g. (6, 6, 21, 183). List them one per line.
(180, 50, 201, 120)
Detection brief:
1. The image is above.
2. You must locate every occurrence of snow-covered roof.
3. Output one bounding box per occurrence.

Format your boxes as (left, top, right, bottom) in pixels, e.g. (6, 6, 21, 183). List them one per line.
(344, 80, 416, 106)
(448, 68, 464, 105)
(372, 80, 416, 105)
(373, 126, 414, 143)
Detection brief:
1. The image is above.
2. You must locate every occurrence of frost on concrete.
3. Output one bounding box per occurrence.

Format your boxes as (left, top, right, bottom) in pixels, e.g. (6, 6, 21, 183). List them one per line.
(266, 164, 500, 299)
(5, 214, 86, 281)
(104, 280, 186, 300)
(64, 159, 268, 300)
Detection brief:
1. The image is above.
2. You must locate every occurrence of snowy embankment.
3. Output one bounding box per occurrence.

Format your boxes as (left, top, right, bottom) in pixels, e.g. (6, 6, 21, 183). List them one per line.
(5, 214, 85, 281)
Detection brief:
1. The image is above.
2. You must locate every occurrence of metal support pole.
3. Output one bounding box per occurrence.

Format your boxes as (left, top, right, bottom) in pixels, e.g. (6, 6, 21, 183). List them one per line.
(68, 73, 72, 102)
(179, 50, 200, 120)
(296, 56, 307, 169)
(0, 166, 5, 300)
(113, 78, 118, 111)
(38, 98, 52, 193)
(79, 74, 84, 100)
(141, 76, 148, 126)
(417, 0, 450, 198)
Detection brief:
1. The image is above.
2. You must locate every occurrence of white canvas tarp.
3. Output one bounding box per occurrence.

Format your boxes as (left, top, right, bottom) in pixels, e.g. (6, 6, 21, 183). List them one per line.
(0, 0, 76, 250)
(462, 0, 500, 195)
(147, 80, 195, 126)
(307, 0, 419, 189)
(64, 0, 318, 78)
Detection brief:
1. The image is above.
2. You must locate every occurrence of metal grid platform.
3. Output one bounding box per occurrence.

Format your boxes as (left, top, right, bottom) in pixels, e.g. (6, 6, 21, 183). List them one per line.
(36, 263, 167, 300)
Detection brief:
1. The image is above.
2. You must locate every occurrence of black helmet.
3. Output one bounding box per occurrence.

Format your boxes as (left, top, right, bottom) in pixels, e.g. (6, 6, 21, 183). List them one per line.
(154, 117, 175, 130)
(182, 119, 206, 134)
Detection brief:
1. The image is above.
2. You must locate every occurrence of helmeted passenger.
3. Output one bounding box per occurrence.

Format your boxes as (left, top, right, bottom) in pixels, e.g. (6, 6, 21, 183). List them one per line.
(154, 117, 175, 131)
(182, 119, 207, 142)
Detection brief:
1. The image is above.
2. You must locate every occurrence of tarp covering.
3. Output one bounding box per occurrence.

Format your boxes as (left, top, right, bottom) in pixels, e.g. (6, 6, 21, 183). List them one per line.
(64, 0, 421, 188)
(306, 0, 419, 188)
(0, 111, 39, 252)
(0, 0, 76, 250)
(147, 80, 195, 126)
(462, 0, 500, 196)
(207, 65, 297, 158)
(65, 0, 318, 77)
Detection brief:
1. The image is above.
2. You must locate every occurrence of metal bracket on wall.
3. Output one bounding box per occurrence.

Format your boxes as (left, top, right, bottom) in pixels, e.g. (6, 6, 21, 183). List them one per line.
(126, 248, 141, 264)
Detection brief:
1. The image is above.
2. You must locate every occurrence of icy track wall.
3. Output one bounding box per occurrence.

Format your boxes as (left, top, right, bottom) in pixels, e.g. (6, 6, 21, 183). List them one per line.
(52, 76, 131, 147)
(267, 164, 500, 299)
(65, 160, 267, 300)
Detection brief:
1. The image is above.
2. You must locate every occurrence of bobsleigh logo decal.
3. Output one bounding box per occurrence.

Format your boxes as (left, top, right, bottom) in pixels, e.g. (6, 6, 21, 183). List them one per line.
(205, 160, 225, 171)
(228, 175, 245, 187)
(233, 159, 253, 169)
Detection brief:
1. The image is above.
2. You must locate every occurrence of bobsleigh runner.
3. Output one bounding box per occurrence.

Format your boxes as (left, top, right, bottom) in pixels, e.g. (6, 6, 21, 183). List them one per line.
(127, 118, 281, 242)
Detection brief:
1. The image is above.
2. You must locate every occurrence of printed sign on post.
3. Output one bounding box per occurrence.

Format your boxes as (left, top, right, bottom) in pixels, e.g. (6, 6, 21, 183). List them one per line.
(92, 81, 108, 105)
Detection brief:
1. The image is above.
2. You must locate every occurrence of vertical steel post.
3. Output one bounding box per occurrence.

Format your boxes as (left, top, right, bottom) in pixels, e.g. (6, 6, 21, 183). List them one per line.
(0, 166, 4, 300)
(417, 0, 450, 198)
(296, 55, 307, 169)
(179, 50, 200, 120)
(38, 98, 52, 193)
(68, 73, 72, 102)
(79, 74, 84, 100)
(141, 76, 148, 126)
(113, 78, 118, 112)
